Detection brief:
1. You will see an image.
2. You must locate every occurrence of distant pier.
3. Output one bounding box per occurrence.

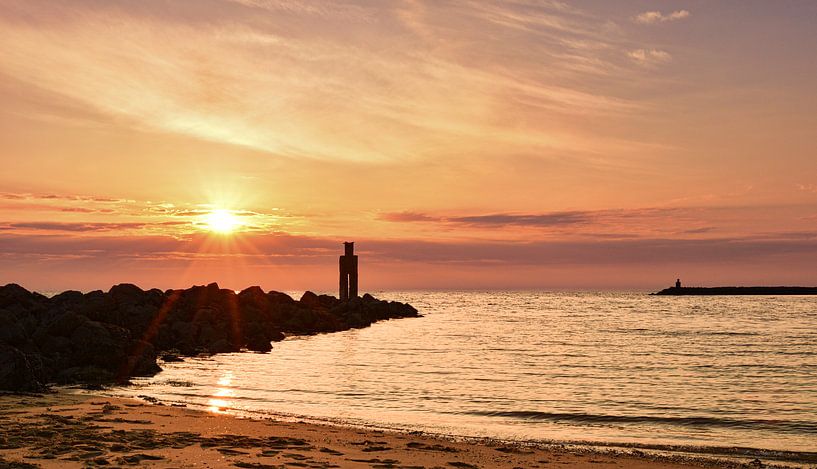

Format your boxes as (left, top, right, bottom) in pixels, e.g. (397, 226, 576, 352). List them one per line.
(654, 286, 817, 295)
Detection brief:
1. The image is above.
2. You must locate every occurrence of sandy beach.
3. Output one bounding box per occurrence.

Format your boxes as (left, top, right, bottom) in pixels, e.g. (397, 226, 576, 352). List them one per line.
(0, 390, 754, 469)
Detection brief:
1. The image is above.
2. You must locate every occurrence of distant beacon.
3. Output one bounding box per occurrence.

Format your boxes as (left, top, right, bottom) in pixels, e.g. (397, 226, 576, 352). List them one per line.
(675, 278, 682, 288)
(339, 242, 358, 301)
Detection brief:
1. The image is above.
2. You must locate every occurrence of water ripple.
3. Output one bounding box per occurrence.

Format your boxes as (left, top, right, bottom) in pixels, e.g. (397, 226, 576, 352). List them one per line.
(118, 291, 817, 456)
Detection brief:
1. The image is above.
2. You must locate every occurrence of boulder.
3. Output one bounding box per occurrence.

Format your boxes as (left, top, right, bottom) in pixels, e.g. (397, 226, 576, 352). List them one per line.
(299, 291, 322, 308)
(56, 365, 114, 385)
(0, 344, 45, 392)
(207, 339, 238, 354)
(267, 291, 296, 306)
(0, 310, 29, 346)
(0, 283, 47, 311)
(108, 283, 145, 302)
(245, 334, 273, 353)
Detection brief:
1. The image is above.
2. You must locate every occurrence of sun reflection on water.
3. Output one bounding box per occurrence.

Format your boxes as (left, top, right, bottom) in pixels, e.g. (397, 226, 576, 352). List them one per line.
(208, 372, 235, 414)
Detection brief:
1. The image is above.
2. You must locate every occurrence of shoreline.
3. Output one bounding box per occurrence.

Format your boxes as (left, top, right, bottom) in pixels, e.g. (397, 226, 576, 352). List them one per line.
(1, 389, 812, 469)
(104, 386, 817, 467)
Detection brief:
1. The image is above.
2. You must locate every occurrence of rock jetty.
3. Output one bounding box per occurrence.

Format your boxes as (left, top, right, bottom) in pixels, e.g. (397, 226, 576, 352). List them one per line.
(0, 283, 419, 392)
(654, 286, 817, 295)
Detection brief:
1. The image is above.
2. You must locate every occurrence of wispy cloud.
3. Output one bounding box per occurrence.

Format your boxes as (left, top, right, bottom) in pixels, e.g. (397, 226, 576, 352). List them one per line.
(380, 208, 683, 237)
(382, 208, 668, 227)
(380, 211, 439, 223)
(627, 48, 672, 65)
(380, 210, 591, 228)
(633, 10, 690, 24)
(1, 192, 129, 203)
(2, 231, 816, 269)
(0, 191, 294, 236)
(377, 205, 817, 242)
(0, 0, 661, 166)
(449, 212, 589, 227)
(2, 222, 157, 233)
(223, 0, 376, 22)
(796, 183, 817, 193)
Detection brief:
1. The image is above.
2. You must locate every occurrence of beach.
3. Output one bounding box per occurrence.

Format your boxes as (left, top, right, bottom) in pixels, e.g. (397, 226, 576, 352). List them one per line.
(4, 291, 815, 468)
(0, 390, 734, 469)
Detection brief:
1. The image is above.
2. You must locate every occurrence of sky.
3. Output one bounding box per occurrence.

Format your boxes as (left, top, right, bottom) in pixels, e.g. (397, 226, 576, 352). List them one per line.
(1, 0, 816, 292)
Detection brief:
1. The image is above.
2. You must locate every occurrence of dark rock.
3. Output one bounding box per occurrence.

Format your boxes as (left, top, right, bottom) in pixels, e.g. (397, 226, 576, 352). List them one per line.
(43, 311, 87, 338)
(208, 339, 238, 354)
(267, 291, 296, 306)
(108, 283, 145, 302)
(362, 293, 376, 302)
(238, 286, 269, 307)
(160, 351, 184, 362)
(317, 294, 340, 309)
(0, 283, 47, 310)
(0, 344, 45, 392)
(299, 291, 322, 308)
(0, 282, 419, 391)
(0, 311, 28, 346)
(245, 334, 272, 352)
(50, 290, 84, 305)
(56, 365, 115, 385)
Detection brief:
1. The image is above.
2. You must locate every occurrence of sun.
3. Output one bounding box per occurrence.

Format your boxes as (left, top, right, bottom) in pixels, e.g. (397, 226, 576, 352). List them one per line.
(203, 209, 242, 234)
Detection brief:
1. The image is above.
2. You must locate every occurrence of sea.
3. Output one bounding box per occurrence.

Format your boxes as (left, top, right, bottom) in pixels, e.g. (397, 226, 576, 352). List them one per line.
(109, 291, 817, 466)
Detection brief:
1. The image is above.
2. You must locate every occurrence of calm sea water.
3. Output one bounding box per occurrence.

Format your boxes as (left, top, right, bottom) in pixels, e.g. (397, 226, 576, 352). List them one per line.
(113, 292, 817, 463)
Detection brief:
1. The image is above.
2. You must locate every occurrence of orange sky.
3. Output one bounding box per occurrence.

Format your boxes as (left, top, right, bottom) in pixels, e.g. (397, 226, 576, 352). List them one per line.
(1, 0, 816, 292)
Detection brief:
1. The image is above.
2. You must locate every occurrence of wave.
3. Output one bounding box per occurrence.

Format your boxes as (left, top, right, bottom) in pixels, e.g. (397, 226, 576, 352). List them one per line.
(464, 410, 817, 434)
(119, 391, 817, 465)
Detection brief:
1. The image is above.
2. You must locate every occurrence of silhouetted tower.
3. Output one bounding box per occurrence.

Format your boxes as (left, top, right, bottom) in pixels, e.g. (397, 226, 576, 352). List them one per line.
(339, 242, 358, 301)
(675, 278, 682, 288)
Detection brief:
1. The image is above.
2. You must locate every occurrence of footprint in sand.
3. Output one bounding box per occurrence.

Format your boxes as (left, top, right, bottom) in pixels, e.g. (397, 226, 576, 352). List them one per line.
(319, 447, 344, 456)
(362, 446, 392, 452)
(447, 462, 479, 469)
(233, 462, 285, 469)
(116, 453, 165, 465)
(494, 446, 533, 455)
(349, 458, 400, 464)
(218, 448, 251, 455)
(406, 442, 458, 453)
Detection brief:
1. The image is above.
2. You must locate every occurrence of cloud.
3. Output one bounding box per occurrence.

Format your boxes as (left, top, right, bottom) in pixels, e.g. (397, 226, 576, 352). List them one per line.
(0, 0, 657, 166)
(0, 192, 127, 203)
(4, 222, 151, 232)
(1, 231, 816, 268)
(0, 191, 290, 236)
(2, 229, 816, 290)
(796, 183, 817, 193)
(380, 210, 591, 228)
(449, 212, 590, 227)
(633, 10, 690, 24)
(59, 207, 116, 213)
(223, 0, 376, 23)
(379, 205, 817, 245)
(627, 48, 672, 65)
(380, 209, 670, 229)
(380, 212, 440, 223)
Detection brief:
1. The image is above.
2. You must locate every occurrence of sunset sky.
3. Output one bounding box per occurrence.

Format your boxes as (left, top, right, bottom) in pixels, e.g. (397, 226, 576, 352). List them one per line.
(2, 0, 816, 292)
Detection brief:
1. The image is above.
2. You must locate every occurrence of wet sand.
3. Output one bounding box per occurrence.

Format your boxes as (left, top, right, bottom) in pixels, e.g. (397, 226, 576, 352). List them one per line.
(0, 391, 756, 468)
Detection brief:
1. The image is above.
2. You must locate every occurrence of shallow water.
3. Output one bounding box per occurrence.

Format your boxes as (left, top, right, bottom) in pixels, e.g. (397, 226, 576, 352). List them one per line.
(116, 292, 817, 460)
